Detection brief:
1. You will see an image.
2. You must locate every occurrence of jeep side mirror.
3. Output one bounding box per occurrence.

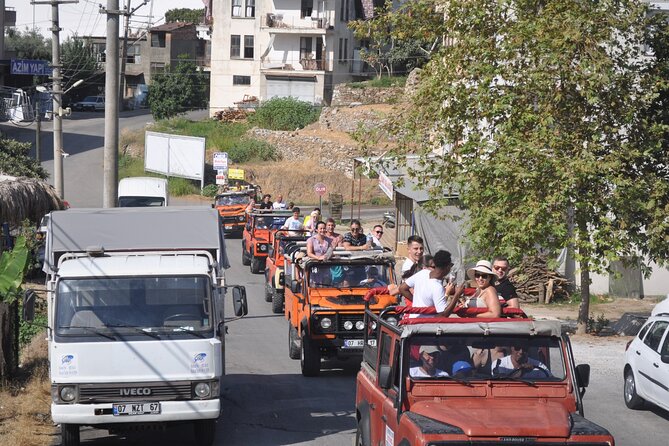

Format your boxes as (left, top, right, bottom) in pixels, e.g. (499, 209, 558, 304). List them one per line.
(575, 364, 590, 389)
(211, 204, 215, 209)
(291, 279, 301, 294)
(23, 289, 36, 322)
(378, 365, 393, 389)
(661, 354, 669, 364)
(232, 286, 248, 317)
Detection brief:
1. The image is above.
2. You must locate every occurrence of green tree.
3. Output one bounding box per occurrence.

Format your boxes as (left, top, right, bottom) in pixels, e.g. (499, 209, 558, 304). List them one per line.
(148, 55, 209, 120)
(165, 8, 205, 23)
(5, 27, 51, 60)
(0, 138, 48, 179)
(60, 36, 99, 91)
(382, 0, 668, 333)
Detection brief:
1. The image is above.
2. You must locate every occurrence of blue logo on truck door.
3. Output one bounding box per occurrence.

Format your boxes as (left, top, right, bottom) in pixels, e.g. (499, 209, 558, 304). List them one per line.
(191, 353, 210, 373)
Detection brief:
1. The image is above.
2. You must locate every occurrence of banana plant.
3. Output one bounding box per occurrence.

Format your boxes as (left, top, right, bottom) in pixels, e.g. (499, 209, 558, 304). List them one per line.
(0, 236, 29, 303)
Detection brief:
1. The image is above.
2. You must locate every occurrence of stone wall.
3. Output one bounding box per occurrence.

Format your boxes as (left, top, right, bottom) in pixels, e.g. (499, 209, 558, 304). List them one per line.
(318, 106, 388, 134)
(330, 85, 403, 106)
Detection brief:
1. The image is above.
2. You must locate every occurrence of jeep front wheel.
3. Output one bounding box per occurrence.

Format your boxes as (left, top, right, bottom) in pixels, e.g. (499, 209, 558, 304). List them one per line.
(264, 282, 273, 302)
(250, 256, 265, 274)
(272, 289, 284, 314)
(355, 421, 366, 446)
(288, 324, 300, 359)
(241, 242, 251, 266)
(300, 332, 320, 377)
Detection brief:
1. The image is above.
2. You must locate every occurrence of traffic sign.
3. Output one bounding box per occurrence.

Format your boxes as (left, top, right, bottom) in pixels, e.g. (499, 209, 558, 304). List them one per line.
(216, 170, 227, 185)
(314, 182, 327, 196)
(213, 152, 228, 170)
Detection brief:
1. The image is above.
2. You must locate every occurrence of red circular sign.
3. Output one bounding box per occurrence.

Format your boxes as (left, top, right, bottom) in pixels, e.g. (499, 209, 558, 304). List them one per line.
(314, 182, 327, 196)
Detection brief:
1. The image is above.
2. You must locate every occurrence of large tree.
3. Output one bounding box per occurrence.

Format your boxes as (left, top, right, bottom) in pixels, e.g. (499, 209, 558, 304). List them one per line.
(0, 138, 48, 180)
(148, 55, 209, 120)
(4, 27, 51, 60)
(60, 36, 99, 92)
(165, 8, 205, 24)
(382, 0, 669, 333)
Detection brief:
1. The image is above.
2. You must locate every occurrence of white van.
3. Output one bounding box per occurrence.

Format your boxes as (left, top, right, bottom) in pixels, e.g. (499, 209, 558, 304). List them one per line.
(118, 177, 168, 207)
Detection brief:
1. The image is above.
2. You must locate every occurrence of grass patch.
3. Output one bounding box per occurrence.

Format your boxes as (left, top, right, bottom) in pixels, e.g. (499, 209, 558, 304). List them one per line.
(348, 75, 407, 89)
(248, 97, 321, 131)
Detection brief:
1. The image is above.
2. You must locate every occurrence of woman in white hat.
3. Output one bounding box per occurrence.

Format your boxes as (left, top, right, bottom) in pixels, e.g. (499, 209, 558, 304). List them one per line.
(465, 260, 502, 318)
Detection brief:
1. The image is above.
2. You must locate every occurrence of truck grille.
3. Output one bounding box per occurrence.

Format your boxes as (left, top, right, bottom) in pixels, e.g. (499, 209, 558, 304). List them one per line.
(78, 381, 192, 403)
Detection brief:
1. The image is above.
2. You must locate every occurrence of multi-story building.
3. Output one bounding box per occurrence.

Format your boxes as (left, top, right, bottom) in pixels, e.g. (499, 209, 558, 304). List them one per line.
(0, 1, 17, 86)
(209, 0, 381, 112)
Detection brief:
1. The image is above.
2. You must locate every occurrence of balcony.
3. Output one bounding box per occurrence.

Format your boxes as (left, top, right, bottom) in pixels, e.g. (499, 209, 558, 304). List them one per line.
(261, 55, 330, 73)
(261, 13, 333, 34)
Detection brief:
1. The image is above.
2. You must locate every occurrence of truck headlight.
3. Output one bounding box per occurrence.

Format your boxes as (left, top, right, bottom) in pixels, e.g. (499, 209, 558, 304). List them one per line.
(194, 382, 211, 399)
(344, 321, 353, 330)
(238, 215, 245, 221)
(320, 318, 332, 329)
(355, 321, 365, 330)
(59, 386, 77, 402)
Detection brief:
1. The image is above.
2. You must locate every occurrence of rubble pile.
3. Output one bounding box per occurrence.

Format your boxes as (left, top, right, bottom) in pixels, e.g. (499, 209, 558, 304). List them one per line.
(213, 109, 251, 123)
(511, 255, 571, 303)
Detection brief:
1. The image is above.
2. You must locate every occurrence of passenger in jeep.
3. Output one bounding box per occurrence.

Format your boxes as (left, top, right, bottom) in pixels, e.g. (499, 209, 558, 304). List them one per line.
(306, 221, 332, 261)
(358, 266, 387, 287)
(491, 342, 552, 378)
(410, 345, 450, 378)
(435, 339, 471, 375)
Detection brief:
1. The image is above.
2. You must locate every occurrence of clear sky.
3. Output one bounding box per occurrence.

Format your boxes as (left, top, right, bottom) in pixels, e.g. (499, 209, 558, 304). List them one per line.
(6, 0, 206, 38)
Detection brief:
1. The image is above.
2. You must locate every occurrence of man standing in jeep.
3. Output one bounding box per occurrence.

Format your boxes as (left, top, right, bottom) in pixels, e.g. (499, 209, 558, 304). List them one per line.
(398, 250, 459, 317)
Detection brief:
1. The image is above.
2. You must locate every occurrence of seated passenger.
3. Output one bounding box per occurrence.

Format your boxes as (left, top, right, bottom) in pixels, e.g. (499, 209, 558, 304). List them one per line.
(491, 342, 552, 378)
(325, 218, 343, 247)
(464, 260, 502, 318)
(452, 360, 474, 378)
(342, 219, 371, 251)
(435, 340, 471, 375)
(471, 346, 507, 371)
(410, 345, 450, 378)
(255, 217, 268, 229)
(281, 208, 304, 235)
(306, 221, 332, 261)
(359, 266, 387, 287)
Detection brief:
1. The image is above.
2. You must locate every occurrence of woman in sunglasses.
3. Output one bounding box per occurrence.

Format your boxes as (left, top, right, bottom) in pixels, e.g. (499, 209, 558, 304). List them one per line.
(464, 260, 502, 318)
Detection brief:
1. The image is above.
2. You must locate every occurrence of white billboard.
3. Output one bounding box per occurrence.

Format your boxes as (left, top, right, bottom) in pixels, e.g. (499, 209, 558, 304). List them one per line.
(144, 131, 206, 189)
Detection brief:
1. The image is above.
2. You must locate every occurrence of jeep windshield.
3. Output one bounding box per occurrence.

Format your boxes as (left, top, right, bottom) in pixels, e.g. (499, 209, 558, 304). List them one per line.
(309, 264, 392, 288)
(55, 276, 213, 340)
(216, 194, 250, 206)
(407, 335, 566, 382)
(254, 215, 288, 229)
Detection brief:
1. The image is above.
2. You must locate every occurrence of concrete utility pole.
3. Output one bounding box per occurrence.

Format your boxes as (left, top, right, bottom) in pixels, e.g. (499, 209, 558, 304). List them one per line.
(102, 0, 121, 208)
(31, 0, 79, 200)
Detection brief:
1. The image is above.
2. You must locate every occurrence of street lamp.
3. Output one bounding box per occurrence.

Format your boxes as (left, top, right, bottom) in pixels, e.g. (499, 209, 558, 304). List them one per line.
(36, 79, 83, 199)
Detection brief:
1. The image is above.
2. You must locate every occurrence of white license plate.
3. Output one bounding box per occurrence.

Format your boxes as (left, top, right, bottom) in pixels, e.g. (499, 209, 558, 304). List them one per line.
(112, 402, 161, 416)
(343, 339, 376, 348)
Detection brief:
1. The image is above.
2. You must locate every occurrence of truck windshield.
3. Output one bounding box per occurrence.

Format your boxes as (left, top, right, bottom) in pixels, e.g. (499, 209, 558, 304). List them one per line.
(55, 276, 212, 338)
(216, 194, 250, 206)
(118, 196, 165, 207)
(408, 335, 566, 382)
(309, 264, 392, 288)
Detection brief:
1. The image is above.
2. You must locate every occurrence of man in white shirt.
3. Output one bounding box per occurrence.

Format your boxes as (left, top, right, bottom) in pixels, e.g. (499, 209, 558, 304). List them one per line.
(491, 343, 552, 378)
(398, 250, 458, 318)
(368, 225, 384, 248)
(281, 208, 304, 231)
(272, 194, 287, 210)
(401, 235, 425, 278)
(410, 345, 450, 378)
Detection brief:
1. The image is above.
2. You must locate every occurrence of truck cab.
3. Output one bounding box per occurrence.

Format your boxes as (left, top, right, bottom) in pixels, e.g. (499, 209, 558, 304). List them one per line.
(241, 210, 292, 274)
(355, 308, 615, 446)
(214, 190, 252, 236)
(33, 207, 248, 446)
(264, 230, 310, 314)
(283, 247, 399, 376)
(118, 177, 168, 207)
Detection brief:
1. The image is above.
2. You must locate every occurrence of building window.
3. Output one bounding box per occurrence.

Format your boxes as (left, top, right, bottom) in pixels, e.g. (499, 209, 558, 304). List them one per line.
(150, 62, 166, 74)
(233, 75, 251, 85)
(231, 35, 241, 58)
(300, 37, 313, 60)
(245, 0, 255, 18)
(151, 32, 166, 48)
(232, 0, 242, 17)
(344, 38, 348, 62)
(338, 38, 343, 61)
(244, 35, 254, 59)
(339, 38, 348, 63)
(126, 44, 141, 64)
(301, 0, 313, 18)
(341, 0, 349, 21)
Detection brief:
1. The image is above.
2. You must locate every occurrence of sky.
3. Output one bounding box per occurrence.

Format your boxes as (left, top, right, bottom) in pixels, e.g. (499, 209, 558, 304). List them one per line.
(6, 0, 206, 39)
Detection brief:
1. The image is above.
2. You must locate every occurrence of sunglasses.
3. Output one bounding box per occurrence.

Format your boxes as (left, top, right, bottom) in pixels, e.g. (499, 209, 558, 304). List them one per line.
(351, 227, 361, 232)
(493, 265, 509, 271)
(474, 272, 490, 279)
(375, 230, 384, 234)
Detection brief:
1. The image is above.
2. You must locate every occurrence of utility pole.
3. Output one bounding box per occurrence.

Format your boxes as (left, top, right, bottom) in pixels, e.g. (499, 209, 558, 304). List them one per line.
(35, 100, 41, 163)
(31, 0, 78, 200)
(101, 0, 121, 208)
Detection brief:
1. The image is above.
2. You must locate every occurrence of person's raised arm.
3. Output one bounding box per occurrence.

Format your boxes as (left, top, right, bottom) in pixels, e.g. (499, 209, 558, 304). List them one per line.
(476, 288, 502, 318)
(398, 282, 413, 302)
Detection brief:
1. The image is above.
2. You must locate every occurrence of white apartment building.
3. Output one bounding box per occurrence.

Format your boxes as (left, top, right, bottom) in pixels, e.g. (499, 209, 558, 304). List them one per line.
(210, 0, 380, 112)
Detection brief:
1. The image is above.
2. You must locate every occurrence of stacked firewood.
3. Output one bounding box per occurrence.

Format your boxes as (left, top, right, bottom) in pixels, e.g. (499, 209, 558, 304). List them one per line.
(509, 254, 571, 303)
(213, 109, 251, 123)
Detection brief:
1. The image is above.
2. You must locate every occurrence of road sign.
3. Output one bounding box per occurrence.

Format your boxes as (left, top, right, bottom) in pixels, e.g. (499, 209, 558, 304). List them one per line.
(228, 168, 245, 180)
(213, 152, 228, 170)
(314, 182, 327, 196)
(216, 170, 227, 185)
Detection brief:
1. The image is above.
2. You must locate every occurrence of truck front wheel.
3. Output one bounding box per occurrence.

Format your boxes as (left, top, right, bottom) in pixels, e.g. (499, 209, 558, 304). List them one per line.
(300, 332, 321, 377)
(193, 419, 216, 446)
(61, 424, 80, 446)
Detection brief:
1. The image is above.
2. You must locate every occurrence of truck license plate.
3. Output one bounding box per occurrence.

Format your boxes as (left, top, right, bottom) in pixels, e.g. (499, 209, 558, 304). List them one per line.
(112, 402, 161, 416)
(343, 339, 376, 348)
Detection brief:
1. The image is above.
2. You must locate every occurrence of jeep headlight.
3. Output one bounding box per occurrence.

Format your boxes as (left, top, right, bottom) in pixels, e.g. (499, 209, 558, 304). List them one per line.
(385, 316, 398, 326)
(344, 321, 353, 330)
(258, 244, 267, 252)
(355, 320, 365, 330)
(320, 318, 332, 329)
(238, 215, 245, 221)
(59, 385, 77, 402)
(193, 382, 211, 399)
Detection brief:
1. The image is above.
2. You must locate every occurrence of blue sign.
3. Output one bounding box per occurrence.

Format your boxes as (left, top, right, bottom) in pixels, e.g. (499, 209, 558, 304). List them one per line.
(10, 59, 52, 76)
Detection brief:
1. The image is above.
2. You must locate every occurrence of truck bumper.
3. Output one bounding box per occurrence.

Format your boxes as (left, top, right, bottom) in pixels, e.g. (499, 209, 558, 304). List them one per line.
(51, 399, 220, 425)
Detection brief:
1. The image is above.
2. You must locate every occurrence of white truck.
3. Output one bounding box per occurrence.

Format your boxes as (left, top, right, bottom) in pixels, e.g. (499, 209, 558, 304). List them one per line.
(25, 207, 247, 446)
(118, 177, 168, 207)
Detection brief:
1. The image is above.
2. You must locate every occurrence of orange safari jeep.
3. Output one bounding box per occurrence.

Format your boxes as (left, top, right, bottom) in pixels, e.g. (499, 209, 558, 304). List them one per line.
(354, 307, 615, 446)
(214, 191, 252, 236)
(283, 247, 398, 376)
(242, 210, 293, 274)
(264, 230, 310, 314)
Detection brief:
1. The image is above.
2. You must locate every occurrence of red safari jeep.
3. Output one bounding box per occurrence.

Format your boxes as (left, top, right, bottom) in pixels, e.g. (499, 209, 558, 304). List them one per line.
(355, 308, 615, 446)
(242, 210, 292, 274)
(213, 191, 251, 236)
(264, 230, 310, 314)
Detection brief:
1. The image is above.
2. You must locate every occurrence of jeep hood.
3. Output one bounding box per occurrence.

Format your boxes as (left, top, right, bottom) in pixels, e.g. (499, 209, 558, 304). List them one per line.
(410, 399, 571, 438)
(310, 289, 397, 308)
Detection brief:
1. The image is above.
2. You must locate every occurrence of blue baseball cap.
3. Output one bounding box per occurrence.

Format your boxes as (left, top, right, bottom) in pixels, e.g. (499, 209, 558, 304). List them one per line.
(452, 361, 473, 375)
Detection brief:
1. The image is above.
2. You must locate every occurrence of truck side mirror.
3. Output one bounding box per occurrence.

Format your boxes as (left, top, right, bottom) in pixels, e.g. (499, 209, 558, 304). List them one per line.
(378, 365, 393, 389)
(575, 364, 590, 388)
(23, 289, 36, 322)
(232, 286, 248, 317)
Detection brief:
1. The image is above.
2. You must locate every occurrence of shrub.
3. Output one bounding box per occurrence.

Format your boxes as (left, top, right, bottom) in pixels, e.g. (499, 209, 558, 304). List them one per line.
(227, 138, 281, 163)
(249, 97, 320, 130)
(169, 177, 198, 196)
(202, 184, 218, 197)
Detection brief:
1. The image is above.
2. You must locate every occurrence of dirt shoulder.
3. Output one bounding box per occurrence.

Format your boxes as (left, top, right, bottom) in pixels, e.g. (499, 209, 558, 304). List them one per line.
(525, 297, 658, 322)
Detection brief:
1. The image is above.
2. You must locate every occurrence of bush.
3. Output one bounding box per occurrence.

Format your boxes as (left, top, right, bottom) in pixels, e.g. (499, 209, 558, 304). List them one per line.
(169, 177, 198, 196)
(227, 138, 281, 163)
(202, 184, 218, 197)
(348, 76, 407, 89)
(249, 97, 320, 130)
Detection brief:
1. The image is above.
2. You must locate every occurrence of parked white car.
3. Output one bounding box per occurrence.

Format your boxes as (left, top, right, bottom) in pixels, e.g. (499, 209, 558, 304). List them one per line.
(623, 313, 669, 411)
(651, 295, 669, 317)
